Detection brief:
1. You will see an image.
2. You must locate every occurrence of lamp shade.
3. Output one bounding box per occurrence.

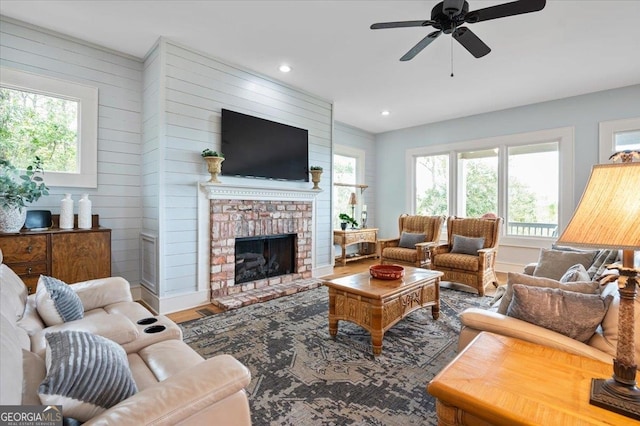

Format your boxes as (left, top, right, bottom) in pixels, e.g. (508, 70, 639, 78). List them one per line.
(348, 192, 357, 206)
(556, 162, 640, 250)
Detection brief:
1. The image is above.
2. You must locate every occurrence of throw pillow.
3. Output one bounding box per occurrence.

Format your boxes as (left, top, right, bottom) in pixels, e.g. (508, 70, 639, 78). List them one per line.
(587, 249, 621, 281)
(450, 234, 485, 255)
(559, 264, 590, 283)
(506, 284, 613, 343)
(398, 232, 426, 249)
(35, 276, 84, 326)
(532, 248, 598, 280)
(497, 272, 600, 315)
(39, 331, 138, 422)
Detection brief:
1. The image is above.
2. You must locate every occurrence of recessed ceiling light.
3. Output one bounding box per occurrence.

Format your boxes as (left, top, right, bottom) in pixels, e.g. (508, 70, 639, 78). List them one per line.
(279, 64, 292, 73)
(381, 110, 390, 116)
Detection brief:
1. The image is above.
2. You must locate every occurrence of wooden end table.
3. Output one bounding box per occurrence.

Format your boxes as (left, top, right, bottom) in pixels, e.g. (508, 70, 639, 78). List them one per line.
(427, 332, 633, 425)
(333, 228, 378, 266)
(323, 266, 442, 355)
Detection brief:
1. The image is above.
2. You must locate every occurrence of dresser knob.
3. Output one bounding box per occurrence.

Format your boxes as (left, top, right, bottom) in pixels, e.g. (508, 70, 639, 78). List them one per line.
(27, 267, 32, 274)
(26, 245, 33, 253)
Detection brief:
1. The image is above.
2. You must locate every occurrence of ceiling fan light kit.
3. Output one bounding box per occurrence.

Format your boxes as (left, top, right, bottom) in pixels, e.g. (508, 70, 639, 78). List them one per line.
(371, 0, 546, 61)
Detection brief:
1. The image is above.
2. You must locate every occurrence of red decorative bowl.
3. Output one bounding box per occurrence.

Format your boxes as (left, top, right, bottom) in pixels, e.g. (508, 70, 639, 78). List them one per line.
(369, 264, 405, 280)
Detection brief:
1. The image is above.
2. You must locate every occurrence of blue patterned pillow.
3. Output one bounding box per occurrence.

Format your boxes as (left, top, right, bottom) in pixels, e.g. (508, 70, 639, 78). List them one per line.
(39, 331, 138, 421)
(35, 276, 84, 326)
(450, 234, 484, 255)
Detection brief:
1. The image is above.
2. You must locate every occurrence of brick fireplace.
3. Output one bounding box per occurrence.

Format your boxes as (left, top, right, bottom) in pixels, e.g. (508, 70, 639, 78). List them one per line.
(198, 183, 320, 305)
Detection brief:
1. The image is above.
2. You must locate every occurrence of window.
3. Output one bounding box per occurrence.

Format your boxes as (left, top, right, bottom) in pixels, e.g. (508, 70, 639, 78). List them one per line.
(415, 154, 448, 216)
(599, 117, 640, 163)
(507, 143, 559, 237)
(408, 127, 573, 246)
(333, 146, 365, 229)
(0, 67, 98, 187)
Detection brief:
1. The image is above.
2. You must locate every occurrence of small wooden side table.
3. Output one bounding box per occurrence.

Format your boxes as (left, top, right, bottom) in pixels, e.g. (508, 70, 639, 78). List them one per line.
(427, 332, 633, 425)
(333, 228, 378, 266)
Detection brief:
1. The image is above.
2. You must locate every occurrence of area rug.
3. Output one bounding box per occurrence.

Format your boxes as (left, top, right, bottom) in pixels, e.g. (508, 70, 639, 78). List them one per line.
(180, 286, 493, 425)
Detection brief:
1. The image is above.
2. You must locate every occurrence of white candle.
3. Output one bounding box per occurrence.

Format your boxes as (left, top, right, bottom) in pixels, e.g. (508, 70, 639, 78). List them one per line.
(362, 204, 367, 212)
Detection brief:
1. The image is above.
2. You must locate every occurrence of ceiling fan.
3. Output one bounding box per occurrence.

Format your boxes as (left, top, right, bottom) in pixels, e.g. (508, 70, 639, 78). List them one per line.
(370, 0, 546, 61)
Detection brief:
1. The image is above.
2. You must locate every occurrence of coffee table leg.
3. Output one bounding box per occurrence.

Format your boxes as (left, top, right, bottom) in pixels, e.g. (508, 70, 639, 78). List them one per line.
(371, 331, 383, 355)
(329, 289, 338, 338)
(432, 304, 440, 320)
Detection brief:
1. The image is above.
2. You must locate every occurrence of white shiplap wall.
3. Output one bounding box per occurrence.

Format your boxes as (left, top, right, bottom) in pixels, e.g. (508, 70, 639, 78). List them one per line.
(0, 17, 143, 284)
(142, 39, 333, 312)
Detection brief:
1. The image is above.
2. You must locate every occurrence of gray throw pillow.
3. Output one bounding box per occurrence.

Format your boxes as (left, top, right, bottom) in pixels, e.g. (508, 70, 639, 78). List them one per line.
(506, 284, 612, 343)
(532, 248, 598, 280)
(587, 249, 621, 281)
(450, 234, 484, 255)
(497, 272, 600, 315)
(398, 232, 426, 248)
(39, 331, 138, 422)
(35, 275, 84, 326)
(559, 263, 590, 283)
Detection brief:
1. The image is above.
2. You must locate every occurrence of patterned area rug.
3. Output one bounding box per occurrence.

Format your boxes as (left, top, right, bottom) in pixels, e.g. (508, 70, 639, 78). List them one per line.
(180, 286, 492, 425)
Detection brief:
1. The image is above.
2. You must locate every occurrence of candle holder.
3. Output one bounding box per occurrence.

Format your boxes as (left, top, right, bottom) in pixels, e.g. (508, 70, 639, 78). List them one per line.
(362, 211, 368, 228)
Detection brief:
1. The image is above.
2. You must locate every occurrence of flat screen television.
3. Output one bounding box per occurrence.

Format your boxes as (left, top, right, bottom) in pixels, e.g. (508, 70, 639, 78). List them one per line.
(221, 109, 309, 182)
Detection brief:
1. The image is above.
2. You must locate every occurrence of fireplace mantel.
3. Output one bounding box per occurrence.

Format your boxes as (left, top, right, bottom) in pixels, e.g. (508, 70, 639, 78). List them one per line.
(199, 182, 320, 201)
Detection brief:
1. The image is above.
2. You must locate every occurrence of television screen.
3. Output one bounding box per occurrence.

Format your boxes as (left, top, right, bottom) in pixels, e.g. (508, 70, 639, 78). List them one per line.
(221, 109, 309, 182)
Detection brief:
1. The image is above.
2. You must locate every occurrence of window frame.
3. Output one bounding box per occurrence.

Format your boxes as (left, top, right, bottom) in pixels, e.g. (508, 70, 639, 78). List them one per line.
(0, 66, 98, 188)
(599, 116, 640, 164)
(406, 127, 574, 248)
(333, 145, 366, 228)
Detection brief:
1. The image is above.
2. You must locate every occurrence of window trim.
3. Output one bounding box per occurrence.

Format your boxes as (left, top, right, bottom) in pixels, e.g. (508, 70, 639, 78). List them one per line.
(406, 127, 574, 248)
(599, 116, 640, 164)
(0, 66, 98, 188)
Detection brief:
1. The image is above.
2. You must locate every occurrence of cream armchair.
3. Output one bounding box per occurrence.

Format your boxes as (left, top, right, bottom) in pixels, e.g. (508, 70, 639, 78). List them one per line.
(379, 214, 444, 268)
(429, 216, 503, 296)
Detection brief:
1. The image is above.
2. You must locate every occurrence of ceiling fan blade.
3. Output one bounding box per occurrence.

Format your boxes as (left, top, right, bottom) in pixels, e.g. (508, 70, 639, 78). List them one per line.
(465, 0, 546, 23)
(370, 20, 435, 30)
(400, 30, 442, 61)
(453, 27, 491, 58)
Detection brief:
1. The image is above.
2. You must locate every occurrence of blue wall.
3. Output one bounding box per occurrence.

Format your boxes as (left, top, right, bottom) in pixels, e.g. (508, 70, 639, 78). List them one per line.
(374, 84, 640, 239)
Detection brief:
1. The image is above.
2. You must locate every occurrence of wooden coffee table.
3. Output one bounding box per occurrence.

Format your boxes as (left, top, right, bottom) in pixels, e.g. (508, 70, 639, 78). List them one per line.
(323, 266, 442, 355)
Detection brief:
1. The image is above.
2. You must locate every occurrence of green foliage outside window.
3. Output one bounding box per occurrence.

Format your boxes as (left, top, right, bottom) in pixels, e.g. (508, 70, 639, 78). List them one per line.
(0, 87, 78, 172)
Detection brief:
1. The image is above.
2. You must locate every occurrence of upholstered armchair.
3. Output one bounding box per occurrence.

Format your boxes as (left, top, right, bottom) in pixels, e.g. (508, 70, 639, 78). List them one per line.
(379, 214, 445, 268)
(429, 216, 503, 296)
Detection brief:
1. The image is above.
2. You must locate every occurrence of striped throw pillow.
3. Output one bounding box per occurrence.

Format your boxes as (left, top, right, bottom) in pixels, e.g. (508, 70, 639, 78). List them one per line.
(35, 276, 84, 326)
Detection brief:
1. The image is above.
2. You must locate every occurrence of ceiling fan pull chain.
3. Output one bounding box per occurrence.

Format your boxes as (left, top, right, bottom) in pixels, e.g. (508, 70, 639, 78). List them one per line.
(450, 31, 455, 77)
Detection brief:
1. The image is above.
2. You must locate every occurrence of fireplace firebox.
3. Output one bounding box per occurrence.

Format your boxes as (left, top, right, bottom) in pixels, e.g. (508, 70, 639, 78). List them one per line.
(235, 234, 296, 284)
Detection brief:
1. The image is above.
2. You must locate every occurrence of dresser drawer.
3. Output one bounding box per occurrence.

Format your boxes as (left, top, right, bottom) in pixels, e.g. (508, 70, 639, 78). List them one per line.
(19, 273, 43, 295)
(0, 235, 47, 263)
(345, 231, 377, 245)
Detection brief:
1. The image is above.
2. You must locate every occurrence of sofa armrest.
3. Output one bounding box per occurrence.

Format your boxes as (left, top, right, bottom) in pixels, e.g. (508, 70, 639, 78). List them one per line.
(459, 308, 614, 364)
(523, 263, 537, 275)
(84, 354, 251, 426)
(71, 277, 133, 311)
(378, 238, 399, 251)
(429, 244, 450, 257)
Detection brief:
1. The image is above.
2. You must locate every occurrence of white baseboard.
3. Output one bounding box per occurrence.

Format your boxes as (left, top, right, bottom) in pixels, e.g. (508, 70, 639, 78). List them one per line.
(313, 263, 333, 278)
(137, 285, 211, 315)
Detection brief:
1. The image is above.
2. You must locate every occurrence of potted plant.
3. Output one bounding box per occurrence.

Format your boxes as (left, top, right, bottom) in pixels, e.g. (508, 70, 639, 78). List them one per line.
(0, 157, 49, 233)
(339, 213, 358, 230)
(201, 149, 225, 183)
(309, 166, 323, 190)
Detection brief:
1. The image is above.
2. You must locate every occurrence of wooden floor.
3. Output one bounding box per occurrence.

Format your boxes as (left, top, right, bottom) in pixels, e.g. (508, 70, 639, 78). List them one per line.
(166, 258, 506, 323)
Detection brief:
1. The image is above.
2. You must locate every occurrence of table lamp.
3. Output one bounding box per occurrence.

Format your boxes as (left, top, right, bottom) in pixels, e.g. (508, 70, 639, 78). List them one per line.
(556, 153, 640, 420)
(349, 192, 357, 228)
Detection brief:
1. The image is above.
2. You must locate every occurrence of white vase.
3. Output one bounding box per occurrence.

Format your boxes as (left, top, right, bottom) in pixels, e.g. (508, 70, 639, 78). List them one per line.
(0, 206, 27, 233)
(60, 194, 74, 229)
(78, 194, 92, 229)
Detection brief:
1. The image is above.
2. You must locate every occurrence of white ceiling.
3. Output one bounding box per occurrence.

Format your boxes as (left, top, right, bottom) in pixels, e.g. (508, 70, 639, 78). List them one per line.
(1, 1, 639, 134)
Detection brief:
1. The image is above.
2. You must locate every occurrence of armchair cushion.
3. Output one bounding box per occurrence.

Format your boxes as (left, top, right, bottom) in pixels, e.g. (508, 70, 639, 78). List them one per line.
(432, 253, 479, 272)
(35, 276, 84, 326)
(398, 232, 426, 248)
(39, 331, 138, 422)
(497, 272, 600, 315)
(532, 248, 598, 280)
(506, 284, 613, 343)
(450, 235, 484, 255)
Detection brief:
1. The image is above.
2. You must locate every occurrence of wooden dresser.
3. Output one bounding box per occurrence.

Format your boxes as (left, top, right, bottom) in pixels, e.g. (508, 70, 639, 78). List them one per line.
(333, 228, 378, 266)
(0, 215, 111, 294)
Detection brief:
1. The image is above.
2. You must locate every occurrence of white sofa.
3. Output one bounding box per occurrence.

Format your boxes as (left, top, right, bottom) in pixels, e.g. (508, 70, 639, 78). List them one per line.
(0, 249, 252, 425)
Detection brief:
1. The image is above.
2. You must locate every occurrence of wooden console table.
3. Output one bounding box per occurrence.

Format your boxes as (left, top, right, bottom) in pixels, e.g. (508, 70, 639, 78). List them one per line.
(427, 332, 632, 425)
(333, 228, 378, 266)
(0, 214, 111, 294)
